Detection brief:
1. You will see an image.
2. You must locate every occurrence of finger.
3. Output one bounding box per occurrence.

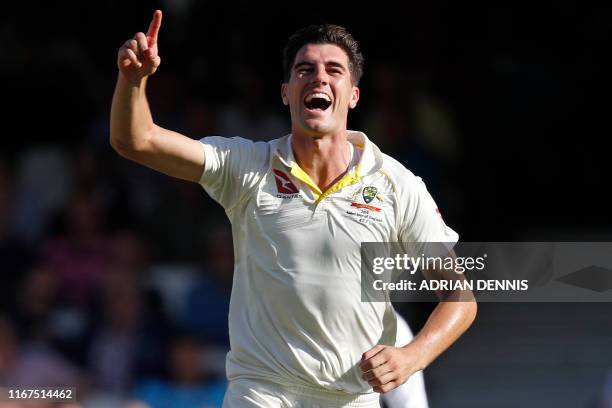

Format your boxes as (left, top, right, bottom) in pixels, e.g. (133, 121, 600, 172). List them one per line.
(122, 48, 142, 68)
(143, 46, 157, 62)
(362, 363, 393, 381)
(367, 371, 396, 387)
(124, 39, 138, 54)
(148, 54, 161, 69)
(361, 345, 385, 364)
(362, 370, 375, 381)
(118, 46, 140, 68)
(146, 10, 162, 46)
(360, 350, 388, 372)
(373, 381, 398, 394)
(134, 32, 149, 54)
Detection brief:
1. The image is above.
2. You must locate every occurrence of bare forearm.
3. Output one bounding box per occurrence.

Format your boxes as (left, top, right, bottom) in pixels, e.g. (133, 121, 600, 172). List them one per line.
(404, 301, 477, 370)
(110, 74, 155, 153)
(110, 11, 205, 182)
(360, 301, 476, 393)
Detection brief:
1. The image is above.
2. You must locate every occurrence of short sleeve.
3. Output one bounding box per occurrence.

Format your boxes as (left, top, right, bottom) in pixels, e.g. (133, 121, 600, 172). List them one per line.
(398, 176, 459, 246)
(199, 136, 269, 211)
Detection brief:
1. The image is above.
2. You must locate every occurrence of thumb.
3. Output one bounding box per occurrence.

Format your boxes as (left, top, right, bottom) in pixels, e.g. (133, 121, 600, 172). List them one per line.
(143, 49, 161, 69)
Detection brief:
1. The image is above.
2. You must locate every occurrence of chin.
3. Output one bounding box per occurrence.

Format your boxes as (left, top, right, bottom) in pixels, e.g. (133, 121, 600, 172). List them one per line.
(302, 119, 334, 135)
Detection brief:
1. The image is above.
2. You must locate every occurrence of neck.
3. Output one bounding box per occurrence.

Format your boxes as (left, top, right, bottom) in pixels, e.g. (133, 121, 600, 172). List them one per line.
(291, 130, 351, 192)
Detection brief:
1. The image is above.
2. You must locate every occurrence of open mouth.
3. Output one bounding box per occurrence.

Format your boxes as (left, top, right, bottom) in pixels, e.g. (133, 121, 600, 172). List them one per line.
(304, 93, 332, 111)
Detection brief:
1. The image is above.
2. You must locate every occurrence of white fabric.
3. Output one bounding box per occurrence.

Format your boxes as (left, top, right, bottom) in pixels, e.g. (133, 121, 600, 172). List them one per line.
(223, 378, 381, 408)
(199, 131, 458, 397)
(381, 312, 429, 408)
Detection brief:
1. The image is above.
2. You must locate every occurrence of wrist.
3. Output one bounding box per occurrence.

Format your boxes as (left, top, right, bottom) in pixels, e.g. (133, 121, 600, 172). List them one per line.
(118, 72, 147, 88)
(401, 341, 428, 371)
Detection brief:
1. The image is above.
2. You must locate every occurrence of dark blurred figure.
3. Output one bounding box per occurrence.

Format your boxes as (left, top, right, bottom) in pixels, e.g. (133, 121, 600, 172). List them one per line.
(132, 334, 226, 408)
(597, 371, 612, 408)
(108, 229, 151, 279)
(217, 67, 289, 141)
(12, 265, 60, 342)
(86, 270, 168, 400)
(9, 148, 74, 245)
(361, 62, 458, 191)
(0, 316, 81, 389)
(88, 275, 141, 394)
(0, 161, 35, 312)
(143, 177, 220, 263)
(75, 229, 168, 407)
(178, 225, 233, 346)
(41, 189, 111, 307)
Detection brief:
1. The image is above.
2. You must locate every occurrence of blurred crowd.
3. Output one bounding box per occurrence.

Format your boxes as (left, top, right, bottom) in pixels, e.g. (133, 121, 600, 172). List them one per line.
(0, 152, 232, 407)
(0, 3, 463, 407)
(2, 1, 610, 407)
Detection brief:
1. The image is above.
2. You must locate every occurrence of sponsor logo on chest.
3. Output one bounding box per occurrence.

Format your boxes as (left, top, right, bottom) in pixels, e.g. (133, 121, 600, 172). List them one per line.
(272, 170, 302, 199)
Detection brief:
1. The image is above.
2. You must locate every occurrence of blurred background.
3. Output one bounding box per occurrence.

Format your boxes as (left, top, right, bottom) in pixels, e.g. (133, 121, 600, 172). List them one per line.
(1, 1, 611, 407)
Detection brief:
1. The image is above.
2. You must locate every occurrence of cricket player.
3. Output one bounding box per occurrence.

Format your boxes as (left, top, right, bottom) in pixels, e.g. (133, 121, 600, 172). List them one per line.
(111, 10, 476, 408)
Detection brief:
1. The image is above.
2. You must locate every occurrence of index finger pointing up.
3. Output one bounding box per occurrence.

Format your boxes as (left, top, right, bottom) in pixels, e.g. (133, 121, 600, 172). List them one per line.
(146, 10, 162, 46)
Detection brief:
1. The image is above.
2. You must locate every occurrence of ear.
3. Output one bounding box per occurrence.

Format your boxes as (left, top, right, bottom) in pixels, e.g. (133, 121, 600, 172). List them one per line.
(281, 83, 289, 106)
(349, 86, 360, 109)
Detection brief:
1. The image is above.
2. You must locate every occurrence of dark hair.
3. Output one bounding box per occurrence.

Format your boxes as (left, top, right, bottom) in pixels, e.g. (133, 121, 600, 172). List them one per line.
(282, 24, 364, 85)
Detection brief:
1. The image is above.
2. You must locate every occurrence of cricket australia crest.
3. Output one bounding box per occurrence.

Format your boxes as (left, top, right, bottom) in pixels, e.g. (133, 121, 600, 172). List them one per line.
(362, 186, 377, 204)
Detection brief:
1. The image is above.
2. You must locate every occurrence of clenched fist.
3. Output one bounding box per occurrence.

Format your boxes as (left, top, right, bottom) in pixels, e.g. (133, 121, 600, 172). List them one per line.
(360, 344, 424, 393)
(117, 10, 162, 82)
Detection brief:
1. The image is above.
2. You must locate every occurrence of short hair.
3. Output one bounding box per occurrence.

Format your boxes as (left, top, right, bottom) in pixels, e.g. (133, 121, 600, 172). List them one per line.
(282, 24, 364, 85)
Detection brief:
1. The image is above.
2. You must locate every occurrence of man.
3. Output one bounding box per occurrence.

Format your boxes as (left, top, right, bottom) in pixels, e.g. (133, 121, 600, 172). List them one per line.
(111, 10, 476, 408)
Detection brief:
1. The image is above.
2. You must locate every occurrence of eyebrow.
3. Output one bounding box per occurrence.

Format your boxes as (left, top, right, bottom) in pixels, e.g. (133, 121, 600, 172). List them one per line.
(293, 60, 347, 71)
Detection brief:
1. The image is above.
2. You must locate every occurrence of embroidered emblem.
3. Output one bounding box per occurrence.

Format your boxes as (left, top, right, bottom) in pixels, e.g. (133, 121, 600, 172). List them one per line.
(362, 186, 377, 204)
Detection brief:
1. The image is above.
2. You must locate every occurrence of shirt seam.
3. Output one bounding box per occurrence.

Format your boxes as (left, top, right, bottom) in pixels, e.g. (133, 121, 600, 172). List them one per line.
(225, 146, 271, 216)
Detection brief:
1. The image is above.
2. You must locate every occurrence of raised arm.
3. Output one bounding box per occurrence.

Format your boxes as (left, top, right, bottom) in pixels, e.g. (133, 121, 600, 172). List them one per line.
(110, 10, 205, 182)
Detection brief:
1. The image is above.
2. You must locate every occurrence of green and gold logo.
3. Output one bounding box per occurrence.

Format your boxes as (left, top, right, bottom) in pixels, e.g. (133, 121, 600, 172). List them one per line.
(362, 186, 377, 204)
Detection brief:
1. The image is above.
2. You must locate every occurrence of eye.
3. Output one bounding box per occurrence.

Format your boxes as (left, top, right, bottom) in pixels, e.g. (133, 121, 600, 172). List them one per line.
(297, 67, 312, 75)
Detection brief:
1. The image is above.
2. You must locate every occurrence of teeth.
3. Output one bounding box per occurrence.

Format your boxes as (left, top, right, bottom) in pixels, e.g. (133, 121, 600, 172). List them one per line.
(305, 93, 331, 102)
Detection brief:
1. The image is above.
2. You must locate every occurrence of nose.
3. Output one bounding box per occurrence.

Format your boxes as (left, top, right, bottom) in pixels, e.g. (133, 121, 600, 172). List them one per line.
(311, 65, 329, 85)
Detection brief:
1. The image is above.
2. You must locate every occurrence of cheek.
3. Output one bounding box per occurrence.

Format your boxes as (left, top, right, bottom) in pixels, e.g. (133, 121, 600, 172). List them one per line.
(290, 89, 303, 104)
(338, 95, 352, 110)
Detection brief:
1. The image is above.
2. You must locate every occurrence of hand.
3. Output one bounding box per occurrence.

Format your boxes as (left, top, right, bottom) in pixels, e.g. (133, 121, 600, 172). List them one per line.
(359, 344, 423, 393)
(117, 10, 162, 82)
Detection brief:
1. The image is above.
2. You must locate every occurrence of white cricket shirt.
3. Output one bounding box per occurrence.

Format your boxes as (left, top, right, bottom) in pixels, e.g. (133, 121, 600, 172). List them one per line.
(198, 131, 458, 394)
